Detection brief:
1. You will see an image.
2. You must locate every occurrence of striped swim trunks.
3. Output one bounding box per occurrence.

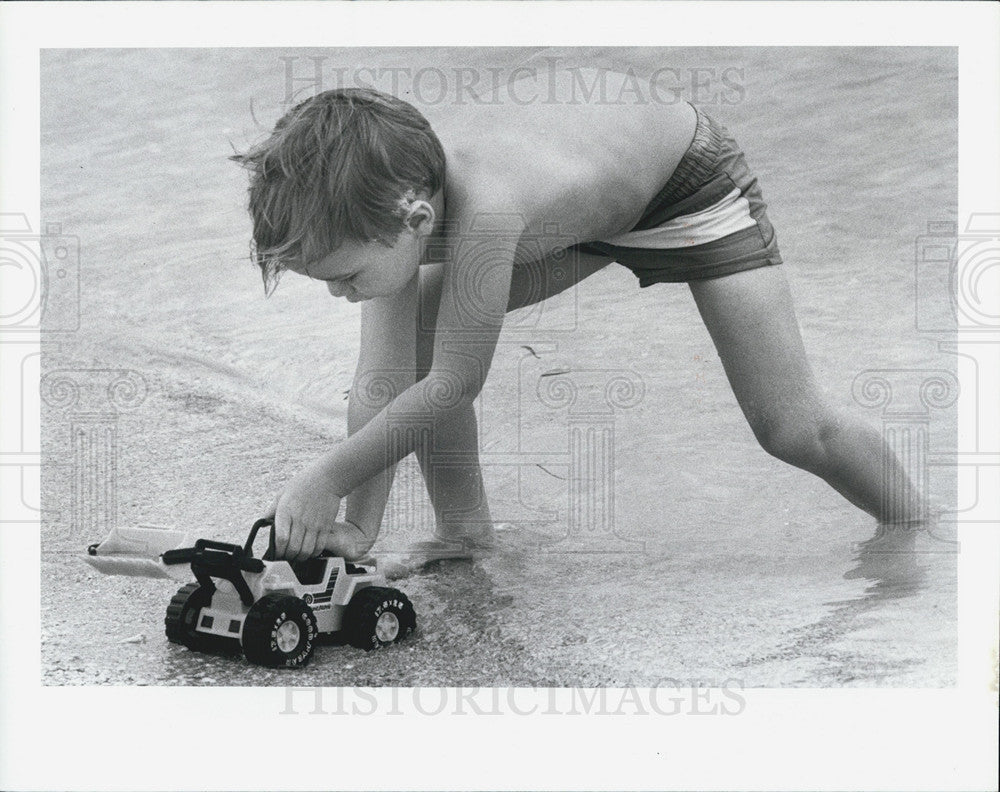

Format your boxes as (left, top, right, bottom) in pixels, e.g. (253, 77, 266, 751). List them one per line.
(574, 104, 782, 285)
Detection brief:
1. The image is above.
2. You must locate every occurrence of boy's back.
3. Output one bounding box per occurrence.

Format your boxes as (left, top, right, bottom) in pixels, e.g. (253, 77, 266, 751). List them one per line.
(425, 68, 698, 252)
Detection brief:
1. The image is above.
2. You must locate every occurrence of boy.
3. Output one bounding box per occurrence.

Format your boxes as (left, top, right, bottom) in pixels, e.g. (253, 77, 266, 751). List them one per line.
(233, 71, 926, 564)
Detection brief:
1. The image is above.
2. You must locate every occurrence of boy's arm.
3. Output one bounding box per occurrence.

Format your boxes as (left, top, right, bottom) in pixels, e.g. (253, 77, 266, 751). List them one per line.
(271, 206, 521, 558)
(342, 274, 420, 545)
(336, 210, 519, 489)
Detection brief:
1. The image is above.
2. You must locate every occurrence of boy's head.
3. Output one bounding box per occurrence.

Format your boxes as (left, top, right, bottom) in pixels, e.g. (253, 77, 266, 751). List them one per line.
(232, 87, 446, 295)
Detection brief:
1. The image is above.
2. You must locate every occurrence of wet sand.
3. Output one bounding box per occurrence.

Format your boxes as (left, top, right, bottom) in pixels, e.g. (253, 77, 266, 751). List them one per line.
(40, 47, 957, 686)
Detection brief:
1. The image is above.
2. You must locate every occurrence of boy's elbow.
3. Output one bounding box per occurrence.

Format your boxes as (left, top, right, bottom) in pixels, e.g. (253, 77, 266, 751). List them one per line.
(350, 367, 417, 421)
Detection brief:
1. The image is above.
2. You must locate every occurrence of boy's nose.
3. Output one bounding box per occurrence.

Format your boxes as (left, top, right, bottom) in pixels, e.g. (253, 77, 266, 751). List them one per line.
(326, 281, 345, 297)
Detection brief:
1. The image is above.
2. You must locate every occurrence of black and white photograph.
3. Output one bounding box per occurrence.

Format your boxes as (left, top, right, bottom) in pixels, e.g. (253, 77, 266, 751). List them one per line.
(1, 3, 998, 791)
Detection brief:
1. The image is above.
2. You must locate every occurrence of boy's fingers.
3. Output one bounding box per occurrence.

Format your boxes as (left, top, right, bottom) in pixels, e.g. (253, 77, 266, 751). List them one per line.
(285, 521, 307, 561)
(286, 531, 304, 561)
(292, 531, 317, 562)
(280, 528, 296, 560)
(264, 491, 280, 521)
(317, 528, 342, 556)
(273, 508, 291, 558)
(301, 528, 321, 561)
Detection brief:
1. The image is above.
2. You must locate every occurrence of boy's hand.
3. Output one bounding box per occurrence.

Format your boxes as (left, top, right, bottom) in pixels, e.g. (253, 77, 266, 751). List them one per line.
(267, 456, 368, 561)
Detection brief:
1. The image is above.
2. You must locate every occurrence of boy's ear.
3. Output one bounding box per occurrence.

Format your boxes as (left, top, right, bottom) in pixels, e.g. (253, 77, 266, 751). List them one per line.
(404, 200, 436, 237)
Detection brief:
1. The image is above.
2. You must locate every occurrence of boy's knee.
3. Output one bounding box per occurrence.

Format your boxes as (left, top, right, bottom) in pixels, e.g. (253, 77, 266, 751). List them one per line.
(415, 332, 434, 381)
(750, 407, 841, 471)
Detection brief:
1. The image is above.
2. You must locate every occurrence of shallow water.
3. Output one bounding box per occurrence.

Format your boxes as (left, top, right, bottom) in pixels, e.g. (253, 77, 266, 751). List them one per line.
(40, 47, 957, 685)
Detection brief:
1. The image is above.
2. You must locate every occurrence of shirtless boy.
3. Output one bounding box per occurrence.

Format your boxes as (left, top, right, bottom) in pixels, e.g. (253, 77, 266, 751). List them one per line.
(232, 70, 925, 563)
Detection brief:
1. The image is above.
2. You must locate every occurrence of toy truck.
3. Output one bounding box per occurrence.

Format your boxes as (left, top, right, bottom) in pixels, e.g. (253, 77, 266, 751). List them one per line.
(157, 518, 415, 668)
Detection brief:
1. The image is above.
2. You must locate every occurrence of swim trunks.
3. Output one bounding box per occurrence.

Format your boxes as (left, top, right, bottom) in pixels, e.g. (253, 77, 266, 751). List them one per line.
(573, 104, 782, 285)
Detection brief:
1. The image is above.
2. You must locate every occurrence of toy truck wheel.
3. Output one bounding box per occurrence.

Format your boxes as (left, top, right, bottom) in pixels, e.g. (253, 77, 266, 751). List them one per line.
(164, 582, 241, 654)
(241, 594, 318, 668)
(343, 586, 416, 651)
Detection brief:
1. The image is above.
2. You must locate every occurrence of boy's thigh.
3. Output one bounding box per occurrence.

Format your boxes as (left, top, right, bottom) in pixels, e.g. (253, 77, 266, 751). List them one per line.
(688, 265, 822, 424)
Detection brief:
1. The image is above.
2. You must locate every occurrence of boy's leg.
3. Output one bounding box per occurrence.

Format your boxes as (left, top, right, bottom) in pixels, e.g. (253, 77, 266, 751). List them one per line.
(688, 264, 923, 525)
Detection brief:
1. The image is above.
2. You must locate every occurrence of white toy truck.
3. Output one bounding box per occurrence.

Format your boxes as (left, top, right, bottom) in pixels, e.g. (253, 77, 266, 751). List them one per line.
(155, 518, 415, 668)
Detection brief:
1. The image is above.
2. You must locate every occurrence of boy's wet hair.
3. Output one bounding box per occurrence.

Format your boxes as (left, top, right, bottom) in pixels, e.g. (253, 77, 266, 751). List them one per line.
(231, 88, 446, 294)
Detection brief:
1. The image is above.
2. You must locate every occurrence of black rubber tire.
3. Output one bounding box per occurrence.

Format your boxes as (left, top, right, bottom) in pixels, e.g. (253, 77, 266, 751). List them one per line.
(241, 594, 318, 668)
(164, 582, 241, 655)
(343, 586, 416, 651)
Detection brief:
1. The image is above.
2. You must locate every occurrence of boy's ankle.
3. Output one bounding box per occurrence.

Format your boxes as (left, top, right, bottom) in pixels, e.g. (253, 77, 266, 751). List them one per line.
(433, 524, 496, 550)
(878, 503, 943, 530)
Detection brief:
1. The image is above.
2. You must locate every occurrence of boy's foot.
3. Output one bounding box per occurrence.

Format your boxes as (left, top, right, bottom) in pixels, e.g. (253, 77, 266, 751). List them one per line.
(843, 514, 935, 584)
(372, 530, 494, 579)
(372, 523, 558, 579)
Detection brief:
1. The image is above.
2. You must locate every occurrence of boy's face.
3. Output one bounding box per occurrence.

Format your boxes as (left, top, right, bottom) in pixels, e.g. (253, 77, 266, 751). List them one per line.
(293, 233, 422, 303)
(290, 197, 438, 302)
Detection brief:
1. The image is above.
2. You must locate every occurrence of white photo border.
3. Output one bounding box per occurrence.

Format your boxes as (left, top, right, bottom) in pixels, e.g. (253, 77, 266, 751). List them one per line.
(1, 2, 998, 790)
